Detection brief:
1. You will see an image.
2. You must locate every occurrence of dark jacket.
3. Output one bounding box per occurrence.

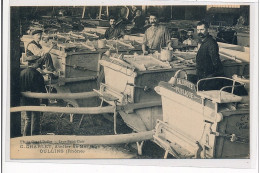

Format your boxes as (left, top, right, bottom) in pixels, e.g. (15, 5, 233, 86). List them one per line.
(104, 26, 125, 40)
(196, 34, 224, 79)
(20, 67, 46, 106)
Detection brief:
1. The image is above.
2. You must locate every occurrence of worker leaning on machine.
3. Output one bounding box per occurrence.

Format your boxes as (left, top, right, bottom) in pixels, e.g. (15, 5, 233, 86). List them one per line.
(26, 30, 58, 76)
(195, 21, 224, 80)
(20, 54, 48, 136)
(104, 16, 125, 40)
(142, 12, 171, 54)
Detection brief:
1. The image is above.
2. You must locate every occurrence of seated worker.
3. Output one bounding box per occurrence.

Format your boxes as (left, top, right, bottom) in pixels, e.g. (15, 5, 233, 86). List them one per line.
(130, 9, 146, 34)
(26, 30, 58, 75)
(183, 29, 198, 46)
(104, 16, 125, 40)
(20, 55, 47, 136)
(142, 12, 171, 54)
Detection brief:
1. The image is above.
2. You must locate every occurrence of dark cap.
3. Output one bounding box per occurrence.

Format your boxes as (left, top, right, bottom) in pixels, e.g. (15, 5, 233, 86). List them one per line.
(31, 30, 43, 35)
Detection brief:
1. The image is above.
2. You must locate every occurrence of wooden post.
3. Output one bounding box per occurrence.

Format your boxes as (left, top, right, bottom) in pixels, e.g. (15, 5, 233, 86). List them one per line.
(99, 6, 102, 19)
(10, 7, 21, 137)
(82, 6, 86, 19)
(142, 5, 146, 16)
(106, 6, 109, 18)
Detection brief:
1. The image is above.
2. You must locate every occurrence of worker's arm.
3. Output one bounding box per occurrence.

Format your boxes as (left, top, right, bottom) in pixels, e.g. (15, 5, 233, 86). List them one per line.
(104, 28, 109, 40)
(142, 44, 148, 55)
(165, 27, 172, 48)
(27, 42, 54, 56)
(117, 27, 125, 39)
(44, 43, 55, 54)
(142, 32, 148, 55)
(208, 41, 224, 75)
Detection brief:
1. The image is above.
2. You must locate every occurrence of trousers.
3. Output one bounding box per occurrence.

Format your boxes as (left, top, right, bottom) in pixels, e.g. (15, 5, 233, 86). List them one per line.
(22, 111, 41, 136)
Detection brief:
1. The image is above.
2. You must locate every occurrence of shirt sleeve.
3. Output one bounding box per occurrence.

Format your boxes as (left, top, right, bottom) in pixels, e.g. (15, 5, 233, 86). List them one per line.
(208, 43, 223, 73)
(104, 29, 109, 39)
(118, 28, 125, 39)
(27, 43, 44, 56)
(142, 31, 148, 45)
(208, 41, 221, 69)
(164, 27, 171, 44)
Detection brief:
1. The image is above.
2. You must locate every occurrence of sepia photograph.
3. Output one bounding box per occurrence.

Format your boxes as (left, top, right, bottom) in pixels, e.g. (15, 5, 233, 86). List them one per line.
(7, 3, 254, 163)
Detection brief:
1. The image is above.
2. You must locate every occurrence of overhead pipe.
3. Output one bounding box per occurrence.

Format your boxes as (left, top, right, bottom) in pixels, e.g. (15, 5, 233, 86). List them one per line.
(12, 131, 154, 145)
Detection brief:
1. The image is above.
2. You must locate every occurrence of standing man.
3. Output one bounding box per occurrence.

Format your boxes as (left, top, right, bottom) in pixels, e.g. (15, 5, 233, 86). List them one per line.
(26, 30, 57, 75)
(104, 16, 125, 40)
(196, 21, 224, 80)
(142, 12, 171, 54)
(20, 56, 47, 136)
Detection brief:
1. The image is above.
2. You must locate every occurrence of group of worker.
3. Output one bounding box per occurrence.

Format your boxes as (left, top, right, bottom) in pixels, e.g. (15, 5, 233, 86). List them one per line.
(104, 12, 223, 78)
(20, 12, 223, 136)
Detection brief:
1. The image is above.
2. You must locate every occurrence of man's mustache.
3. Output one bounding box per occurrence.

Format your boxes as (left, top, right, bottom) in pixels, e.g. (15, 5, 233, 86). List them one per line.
(198, 33, 205, 37)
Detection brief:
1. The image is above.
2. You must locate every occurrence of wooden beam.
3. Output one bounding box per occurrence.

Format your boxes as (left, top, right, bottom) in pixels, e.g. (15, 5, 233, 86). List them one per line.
(122, 100, 162, 113)
(21, 91, 99, 99)
(11, 130, 154, 145)
(10, 106, 115, 114)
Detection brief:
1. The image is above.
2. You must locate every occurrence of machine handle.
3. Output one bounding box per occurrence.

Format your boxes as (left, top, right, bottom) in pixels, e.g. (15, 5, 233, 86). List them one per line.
(168, 69, 188, 86)
(197, 76, 232, 92)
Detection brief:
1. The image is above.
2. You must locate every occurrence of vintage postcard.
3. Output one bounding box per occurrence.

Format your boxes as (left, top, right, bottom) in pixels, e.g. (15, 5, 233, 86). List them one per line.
(3, 0, 258, 170)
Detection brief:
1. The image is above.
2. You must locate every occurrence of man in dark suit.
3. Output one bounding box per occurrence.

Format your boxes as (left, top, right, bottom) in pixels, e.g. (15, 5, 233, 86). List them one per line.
(196, 21, 224, 80)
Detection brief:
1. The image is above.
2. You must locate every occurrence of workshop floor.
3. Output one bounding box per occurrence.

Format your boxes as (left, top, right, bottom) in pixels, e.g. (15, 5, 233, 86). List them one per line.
(39, 100, 172, 159)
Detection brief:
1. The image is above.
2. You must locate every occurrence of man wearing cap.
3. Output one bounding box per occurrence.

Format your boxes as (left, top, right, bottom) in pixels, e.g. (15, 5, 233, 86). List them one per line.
(26, 30, 57, 74)
(20, 56, 47, 136)
(142, 12, 171, 54)
(104, 16, 125, 40)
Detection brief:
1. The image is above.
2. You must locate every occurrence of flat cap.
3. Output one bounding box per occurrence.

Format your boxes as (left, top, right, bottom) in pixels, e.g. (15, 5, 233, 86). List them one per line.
(31, 30, 43, 35)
